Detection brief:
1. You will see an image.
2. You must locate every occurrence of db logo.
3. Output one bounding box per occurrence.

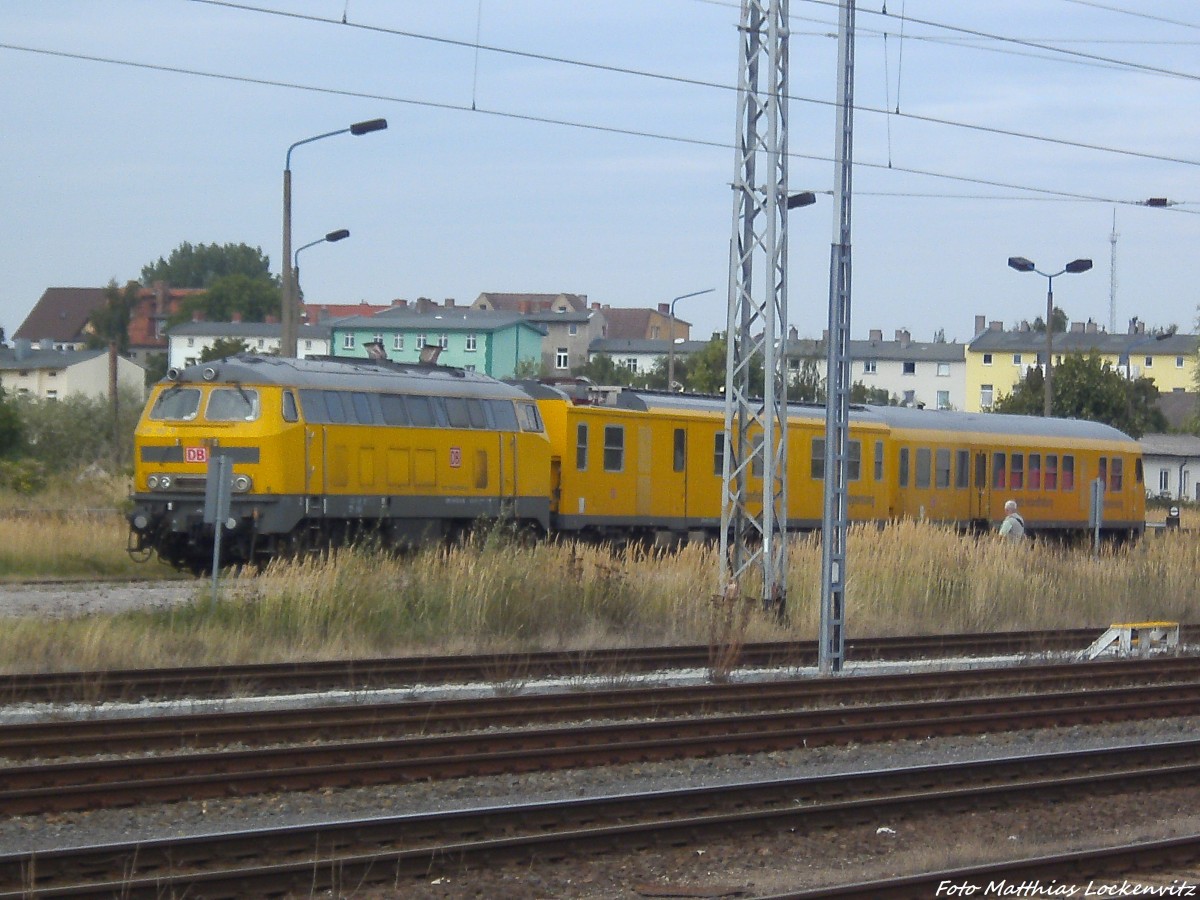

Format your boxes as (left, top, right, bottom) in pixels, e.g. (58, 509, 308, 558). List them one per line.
(185, 446, 209, 464)
(449, 447, 462, 468)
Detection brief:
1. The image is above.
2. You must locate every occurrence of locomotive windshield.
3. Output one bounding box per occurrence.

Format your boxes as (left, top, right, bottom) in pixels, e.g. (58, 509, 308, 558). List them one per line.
(206, 388, 260, 422)
(149, 387, 201, 421)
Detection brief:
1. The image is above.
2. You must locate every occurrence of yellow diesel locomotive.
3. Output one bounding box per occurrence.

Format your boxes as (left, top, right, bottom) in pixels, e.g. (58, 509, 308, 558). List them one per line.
(128, 358, 1145, 572)
(128, 356, 552, 572)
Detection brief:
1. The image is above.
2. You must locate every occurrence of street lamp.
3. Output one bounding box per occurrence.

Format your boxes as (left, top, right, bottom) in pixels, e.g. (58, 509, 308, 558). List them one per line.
(281, 117, 387, 358)
(667, 288, 714, 390)
(293, 228, 350, 303)
(1007, 256, 1093, 416)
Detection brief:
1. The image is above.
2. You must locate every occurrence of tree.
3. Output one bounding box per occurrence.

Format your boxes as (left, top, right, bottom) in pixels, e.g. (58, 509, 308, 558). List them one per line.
(142, 242, 276, 289)
(85, 280, 138, 353)
(993, 351, 1167, 437)
(200, 338, 251, 362)
(0, 387, 22, 458)
(850, 382, 894, 405)
(1030, 306, 1069, 334)
(572, 354, 636, 387)
(170, 274, 282, 327)
(789, 357, 824, 403)
(682, 335, 765, 396)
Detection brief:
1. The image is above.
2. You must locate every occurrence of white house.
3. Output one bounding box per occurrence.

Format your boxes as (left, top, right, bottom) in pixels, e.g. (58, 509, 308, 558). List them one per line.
(167, 321, 332, 369)
(0, 342, 144, 400)
(1138, 434, 1200, 501)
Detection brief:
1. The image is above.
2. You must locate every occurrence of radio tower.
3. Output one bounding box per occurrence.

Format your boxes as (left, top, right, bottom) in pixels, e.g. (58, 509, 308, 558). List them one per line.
(720, 0, 791, 617)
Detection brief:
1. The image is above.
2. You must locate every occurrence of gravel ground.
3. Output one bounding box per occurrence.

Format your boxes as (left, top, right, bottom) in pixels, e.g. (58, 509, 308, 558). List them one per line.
(1, 582, 1197, 897)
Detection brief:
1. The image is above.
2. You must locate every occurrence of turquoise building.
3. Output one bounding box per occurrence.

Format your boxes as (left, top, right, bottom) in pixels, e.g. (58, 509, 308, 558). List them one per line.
(328, 308, 546, 378)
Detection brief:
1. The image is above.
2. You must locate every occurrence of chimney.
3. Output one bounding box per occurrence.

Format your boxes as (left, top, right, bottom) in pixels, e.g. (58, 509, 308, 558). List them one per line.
(392, 298, 406, 307)
(975, 315, 986, 334)
(1018, 320, 1030, 333)
(895, 329, 911, 348)
(1071, 322, 1085, 333)
(191, 311, 203, 323)
(1086, 319, 1097, 334)
(989, 320, 1003, 332)
(154, 281, 166, 316)
(231, 311, 242, 323)
(658, 302, 669, 315)
(788, 325, 798, 340)
(1129, 316, 1143, 335)
(592, 302, 601, 311)
(14, 339, 30, 361)
(265, 314, 277, 324)
(444, 298, 455, 308)
(38, 338, 52, 351)
(869, 328, 882, 342)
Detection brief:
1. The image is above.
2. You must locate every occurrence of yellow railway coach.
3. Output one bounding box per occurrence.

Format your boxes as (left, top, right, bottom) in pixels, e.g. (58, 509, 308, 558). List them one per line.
(129, 356, 552, 573)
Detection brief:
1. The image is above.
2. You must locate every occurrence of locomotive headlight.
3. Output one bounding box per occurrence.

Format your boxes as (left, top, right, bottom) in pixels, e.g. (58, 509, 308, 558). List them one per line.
(158, 475, 172, 490)
(232, 474, 253, 493)
(132, 513, 149, 531)
(147, 474, 160, 490)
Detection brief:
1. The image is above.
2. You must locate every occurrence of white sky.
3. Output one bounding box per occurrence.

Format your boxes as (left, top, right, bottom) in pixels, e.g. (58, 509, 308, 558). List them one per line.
(2, 1, 1198, 345)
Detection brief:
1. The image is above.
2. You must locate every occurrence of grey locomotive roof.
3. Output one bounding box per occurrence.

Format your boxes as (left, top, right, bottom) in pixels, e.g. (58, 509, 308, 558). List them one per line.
(161, 354, 530, 399)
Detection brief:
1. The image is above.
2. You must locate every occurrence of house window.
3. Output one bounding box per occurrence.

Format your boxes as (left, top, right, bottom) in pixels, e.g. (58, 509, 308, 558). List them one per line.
(46, 390, 57, 401)
(569, 324, 578, 336)
(1160, 470, 1170, 492)
(393, 334, 405, 351)
(1144, 356, 1153, 368)
(437, 334, 448, 350)
(980, 384, 994, 409)
(186, 337, 195, 348)
(936, 362, 950, 377)
(257, 339, 265, 349)
(416, 334, 426, 349)
(863, 360, 877, 374)
(556, 348, 569, 370)
(903, 361, 916, 375)
(983, 353, 993, 365)
(651, 326, 660, 339)
(465, 333, 477, 352)
(903, 390, 915, 406)
(48, 370, 58, 378)
(623, 358, 638, 371)
(936, 390, 950, 410)
(304, 340, 313, 351)
(373, 333, 383, 345)
(342, 334, 355, 350)
(1177, 356, 1185, 368)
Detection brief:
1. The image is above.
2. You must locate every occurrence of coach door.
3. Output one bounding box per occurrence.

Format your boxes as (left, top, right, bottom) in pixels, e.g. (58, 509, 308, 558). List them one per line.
(971, 449, 989, 523)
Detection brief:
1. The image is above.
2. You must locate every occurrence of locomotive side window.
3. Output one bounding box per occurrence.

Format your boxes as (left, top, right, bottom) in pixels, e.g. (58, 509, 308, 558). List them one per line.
(1062, 455, 1075, 490)
(603, 425, 624, 471)
(150, 387, 201, 421)
(974, 452, 986, 489)
(380, 394, 410, 426)
(488, 400, 519, 432)
(577, 423, 588, 470)
(324, 392, 349, 424)
(1135, 458, 1143, 487)
(992, 452, 1007, 490)
(1010, 453, 1024, 490)
(713, 432, 725, 476)
(429, 397, 450, 427)
(848, 440, 861, 481)
(955, 450, 970, 489)
(466, 399, 487, 429)
(935, 448, 950, 489)
(298, 389, 328, 423)
(673, 428, 685, 473)
(282, 390, 298, 423)
(1111, 458, 1124, 491)
(206, 388, 260, 422)
(915, 448, 931, 489)
(1098, 457, 1108, 490)
(811, 437, 825, 479)
(350, 392, 374, 425)
(519, 403, 544, 432)
(444, 397, 471, 428)
(898, 447, 909, 487)
(408, 396, 436, 427)
(874, 441, 884, 482)
(1028, 453, 1041, 490)
(1045, 454, 1058, 490)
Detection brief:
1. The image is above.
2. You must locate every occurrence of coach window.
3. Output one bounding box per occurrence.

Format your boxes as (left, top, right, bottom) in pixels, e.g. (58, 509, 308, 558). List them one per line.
(577, 423, 588, 470)
(519, 403, 544, 432)
(282, 390, 299, 423)
(875, 441, 884, 482)
(207, 388, 261, 422)
(150, 387, 201, 421)
(898, 447, 910, 487)
(1062, 455, 1075, 490)
(488, 400, 518, 432)
(380, 394, 410, 426)
(848, 441, 861, 481)
(811, 437, 825, 479)
(1098, 457, 1108, 491)
(1028, 453, 1041, 490)
(916, 448, 932, 489)
(935, 448, 951, 489)
(713, 433, 725, 476)
(1011, 453, 1025, 489)
(673, 428, 686, 473)
(407, 395, 436, 427)
(603, 425, 625, 471)
(1045, 454, 1059, 490)
(751, 436, 764, 478)
(992, 452, 1007, 490)
(1111, 458, 1124, 492)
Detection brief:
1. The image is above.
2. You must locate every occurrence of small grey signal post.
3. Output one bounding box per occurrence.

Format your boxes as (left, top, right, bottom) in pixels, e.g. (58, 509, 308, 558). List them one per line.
(203, 454, 233, 602)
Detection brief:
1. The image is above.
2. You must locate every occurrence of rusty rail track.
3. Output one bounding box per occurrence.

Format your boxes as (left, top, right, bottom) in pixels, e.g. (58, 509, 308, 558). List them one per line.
(2, 655, 1199, 760)
(4, 678, 1200, 816)
(2, 739, 1197, 898)
(3, 626, 1190, 704)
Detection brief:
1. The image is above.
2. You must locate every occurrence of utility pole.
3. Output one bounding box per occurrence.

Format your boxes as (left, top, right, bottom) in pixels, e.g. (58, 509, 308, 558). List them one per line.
(720, 0, 791, 619)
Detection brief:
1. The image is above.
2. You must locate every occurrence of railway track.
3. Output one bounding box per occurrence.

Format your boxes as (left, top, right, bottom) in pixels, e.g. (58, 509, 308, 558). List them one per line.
(2, 655, 1199, 760)
(1, 626, 1193, 704)
(3, 739, 1197, 898)
(4, 673, 1200, 815)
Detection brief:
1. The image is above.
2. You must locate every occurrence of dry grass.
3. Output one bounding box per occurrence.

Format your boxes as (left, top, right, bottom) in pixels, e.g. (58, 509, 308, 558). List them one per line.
(0, 514, 1197, 672)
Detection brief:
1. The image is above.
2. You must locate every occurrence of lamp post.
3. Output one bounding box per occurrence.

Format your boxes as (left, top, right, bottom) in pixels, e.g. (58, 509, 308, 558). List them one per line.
(1006, 256, 1093, 416)
(667, 288, 714, 391)
(282, 118, 387, 358)
(293, 228, 350, 306)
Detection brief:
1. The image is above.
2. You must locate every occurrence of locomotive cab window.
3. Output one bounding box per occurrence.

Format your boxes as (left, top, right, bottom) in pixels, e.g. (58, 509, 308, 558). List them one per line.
(282, 390, 298, 423)
(149, 387, 201, 421)
(206, 388, 260, 422)
(519, 403, 544, 433)
(603, 425, 624, 472)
